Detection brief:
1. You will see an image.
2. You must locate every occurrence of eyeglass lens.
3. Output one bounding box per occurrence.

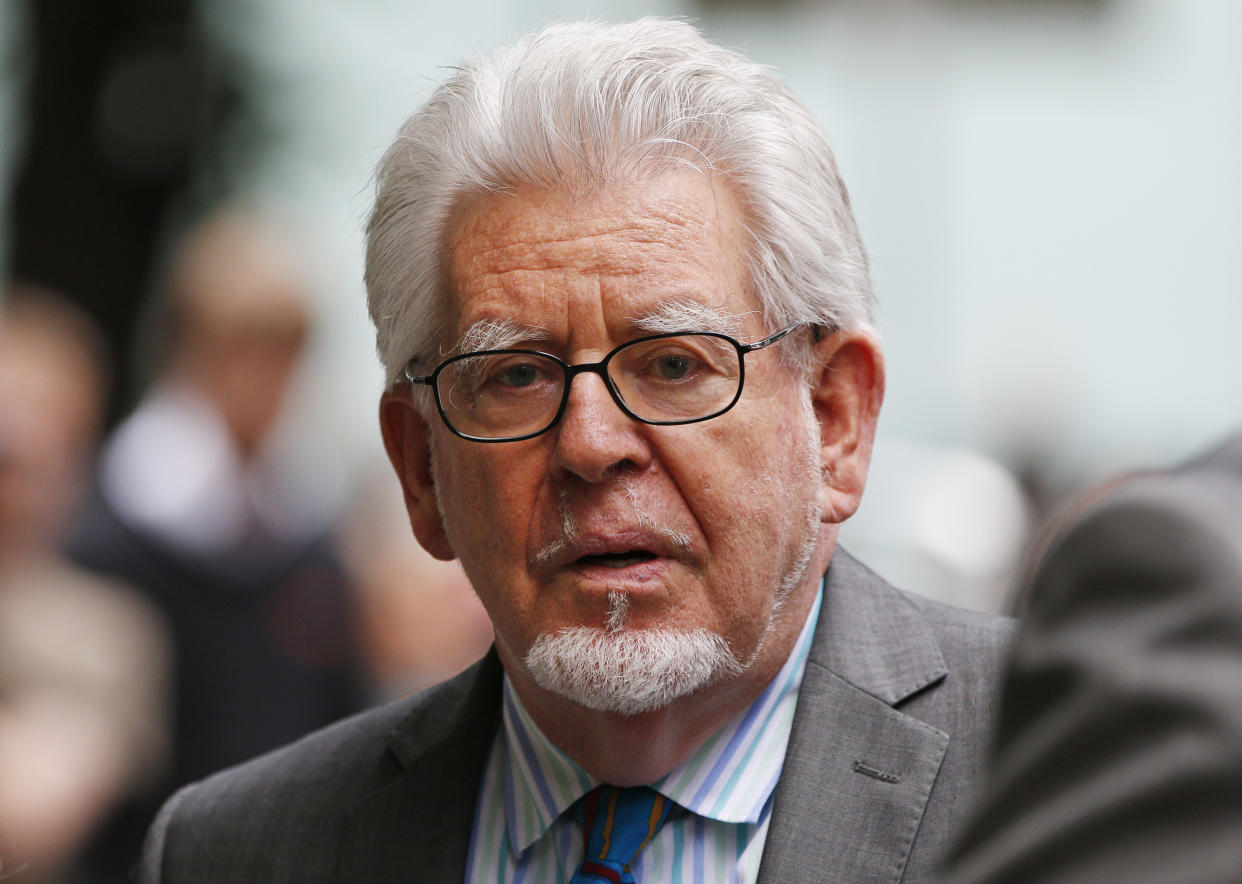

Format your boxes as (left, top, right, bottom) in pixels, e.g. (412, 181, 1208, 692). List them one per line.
(435, 333, 742, 439)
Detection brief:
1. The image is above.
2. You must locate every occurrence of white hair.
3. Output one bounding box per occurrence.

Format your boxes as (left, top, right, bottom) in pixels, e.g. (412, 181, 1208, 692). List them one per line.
(366, 17, 873, 389)
(524, 626, 743, 717)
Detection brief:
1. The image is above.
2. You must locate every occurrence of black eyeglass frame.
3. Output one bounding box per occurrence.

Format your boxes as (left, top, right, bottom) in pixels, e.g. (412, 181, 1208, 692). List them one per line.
(403, 324, 806, 443)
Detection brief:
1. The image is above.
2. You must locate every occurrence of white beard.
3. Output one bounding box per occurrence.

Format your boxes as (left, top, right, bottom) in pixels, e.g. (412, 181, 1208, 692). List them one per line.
(523, 625, 743, 717)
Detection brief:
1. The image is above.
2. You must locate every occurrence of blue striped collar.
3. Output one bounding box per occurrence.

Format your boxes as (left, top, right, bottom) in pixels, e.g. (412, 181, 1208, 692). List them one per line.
(501, 583, 824, 853)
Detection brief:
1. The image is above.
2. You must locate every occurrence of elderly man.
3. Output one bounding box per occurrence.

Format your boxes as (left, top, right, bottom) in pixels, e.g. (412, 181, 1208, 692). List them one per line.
(141, 19, 1011, 883)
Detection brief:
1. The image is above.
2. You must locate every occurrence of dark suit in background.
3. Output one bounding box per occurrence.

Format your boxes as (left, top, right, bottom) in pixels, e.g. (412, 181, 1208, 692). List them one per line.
(68, 481, 364, 880)
(942, 433, 1242, 883)
(65, 208, 367, 881)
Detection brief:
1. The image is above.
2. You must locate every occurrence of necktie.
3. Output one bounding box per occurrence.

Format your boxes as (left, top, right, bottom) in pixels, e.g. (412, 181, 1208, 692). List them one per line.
(571, 785, 674, 884)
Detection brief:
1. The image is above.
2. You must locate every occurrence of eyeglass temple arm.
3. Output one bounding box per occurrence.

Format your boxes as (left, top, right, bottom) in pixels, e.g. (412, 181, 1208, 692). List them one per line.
(401, 361, 434, 384)
(742, 322, 835, 353)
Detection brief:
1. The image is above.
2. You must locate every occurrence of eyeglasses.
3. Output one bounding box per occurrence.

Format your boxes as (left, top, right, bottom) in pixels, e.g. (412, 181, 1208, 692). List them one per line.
(403, 325, 804, 443)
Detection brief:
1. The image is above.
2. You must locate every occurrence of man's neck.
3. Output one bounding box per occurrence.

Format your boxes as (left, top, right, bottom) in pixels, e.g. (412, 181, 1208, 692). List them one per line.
(501, 572, 824, 786)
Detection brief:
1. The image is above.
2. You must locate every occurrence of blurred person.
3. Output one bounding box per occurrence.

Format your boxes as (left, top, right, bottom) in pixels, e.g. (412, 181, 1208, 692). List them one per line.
(0, 287, 169, 881)
(67, 208, 365, 879)
(941, 432, 1242, 883)
(10, 0, 240, 423)
(141, 21, 1011, 883)
(342, 471, 493, 699)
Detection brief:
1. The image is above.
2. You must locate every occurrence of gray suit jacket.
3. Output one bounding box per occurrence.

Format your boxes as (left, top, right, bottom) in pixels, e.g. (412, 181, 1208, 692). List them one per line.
(941, 434, 1242, 883)
(141, 550, 1011, 882)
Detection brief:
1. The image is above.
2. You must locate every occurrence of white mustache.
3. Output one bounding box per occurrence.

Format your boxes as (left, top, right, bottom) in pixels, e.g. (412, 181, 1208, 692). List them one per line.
(531, 479, 692, 567)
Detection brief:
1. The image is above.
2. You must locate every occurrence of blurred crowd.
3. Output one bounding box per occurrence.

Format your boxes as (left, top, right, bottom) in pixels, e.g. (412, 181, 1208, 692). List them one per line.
(0, 209, 493, 883)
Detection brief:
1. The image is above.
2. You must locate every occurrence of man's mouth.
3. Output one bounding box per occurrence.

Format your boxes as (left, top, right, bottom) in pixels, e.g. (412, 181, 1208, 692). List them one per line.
(535, 529, 687, 581)
(576, 550, 659, 569)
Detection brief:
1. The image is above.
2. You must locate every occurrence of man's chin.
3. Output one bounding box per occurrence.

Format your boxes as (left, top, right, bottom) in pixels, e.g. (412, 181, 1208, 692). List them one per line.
(523, 627, 743, 717)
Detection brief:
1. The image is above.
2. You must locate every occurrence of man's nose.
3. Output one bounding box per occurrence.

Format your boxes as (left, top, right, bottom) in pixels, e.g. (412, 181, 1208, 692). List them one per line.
(550, 370, 652, 483)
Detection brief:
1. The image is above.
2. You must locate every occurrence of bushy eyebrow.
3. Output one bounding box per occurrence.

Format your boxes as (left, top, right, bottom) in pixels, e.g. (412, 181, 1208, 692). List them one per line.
(631, 299, 754, 339)
(449, 300, 753, 356)
(451, 318, 551, 355)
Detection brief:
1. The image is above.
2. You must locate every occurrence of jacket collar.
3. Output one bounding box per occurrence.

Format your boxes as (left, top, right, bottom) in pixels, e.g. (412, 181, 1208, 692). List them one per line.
(336, 651, 503, 883)
(807, 548, 947, 704)
(758, 548, 952, 884)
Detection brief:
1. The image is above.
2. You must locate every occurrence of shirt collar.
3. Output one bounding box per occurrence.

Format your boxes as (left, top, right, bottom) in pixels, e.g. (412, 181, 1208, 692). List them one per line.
(501, 582, 824, 852)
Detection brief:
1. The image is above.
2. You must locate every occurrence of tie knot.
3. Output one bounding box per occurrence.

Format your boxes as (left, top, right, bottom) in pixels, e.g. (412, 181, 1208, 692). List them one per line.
(572, 785, 673, 884)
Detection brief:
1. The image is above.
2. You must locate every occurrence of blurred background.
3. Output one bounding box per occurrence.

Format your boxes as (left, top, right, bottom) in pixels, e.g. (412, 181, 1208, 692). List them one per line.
(0, 0, 1239, 879)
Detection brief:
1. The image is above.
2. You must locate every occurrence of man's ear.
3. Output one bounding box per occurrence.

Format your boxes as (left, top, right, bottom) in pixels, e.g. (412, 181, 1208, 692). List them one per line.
(379, 390, 456, 561)
(809, 327, 885, 525)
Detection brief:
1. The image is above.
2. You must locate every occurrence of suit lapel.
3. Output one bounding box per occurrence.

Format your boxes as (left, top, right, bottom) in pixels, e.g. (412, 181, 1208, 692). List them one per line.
(336, 652, 503, 883)
(333, 551, 951, 882)
(758, 551, 950, 884)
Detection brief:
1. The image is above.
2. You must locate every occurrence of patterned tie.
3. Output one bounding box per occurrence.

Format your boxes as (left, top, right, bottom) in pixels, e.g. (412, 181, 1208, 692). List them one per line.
(570, 785, 674, 884)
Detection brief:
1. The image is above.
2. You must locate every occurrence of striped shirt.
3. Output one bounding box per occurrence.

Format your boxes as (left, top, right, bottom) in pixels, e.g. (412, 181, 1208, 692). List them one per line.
(465, 584, 823, 883)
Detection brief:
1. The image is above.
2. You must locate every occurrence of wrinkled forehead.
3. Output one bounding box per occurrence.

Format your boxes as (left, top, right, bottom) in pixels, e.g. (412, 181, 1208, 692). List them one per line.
(439, 170, 761, 353)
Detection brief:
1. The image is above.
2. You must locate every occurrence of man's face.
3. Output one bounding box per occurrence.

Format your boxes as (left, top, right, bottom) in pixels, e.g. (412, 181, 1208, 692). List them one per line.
(390, 169, 831, 710)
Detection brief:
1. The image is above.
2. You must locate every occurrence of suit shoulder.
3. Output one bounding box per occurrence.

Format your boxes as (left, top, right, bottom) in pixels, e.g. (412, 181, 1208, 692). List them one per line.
(898, 590, 1015, 737)
(157, 693, 416, 858)
(147, 656, 501, 881)
(175, 654, 499, 811)
(820, 549, 1013, 698)
(141, 698, 412, 882)
(898, 588, 1015, 662)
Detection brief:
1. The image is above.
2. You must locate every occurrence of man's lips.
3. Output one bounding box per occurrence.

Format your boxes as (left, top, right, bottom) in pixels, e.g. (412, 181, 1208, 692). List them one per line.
(538, 530, 685, 575)
(575, 550, 659, 569)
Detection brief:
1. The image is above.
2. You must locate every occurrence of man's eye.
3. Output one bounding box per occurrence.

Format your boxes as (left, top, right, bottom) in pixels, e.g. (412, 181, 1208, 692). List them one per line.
(648, 352, 699, 381)
(481, 358, 552, 390)
(498, 363, 539, 387)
